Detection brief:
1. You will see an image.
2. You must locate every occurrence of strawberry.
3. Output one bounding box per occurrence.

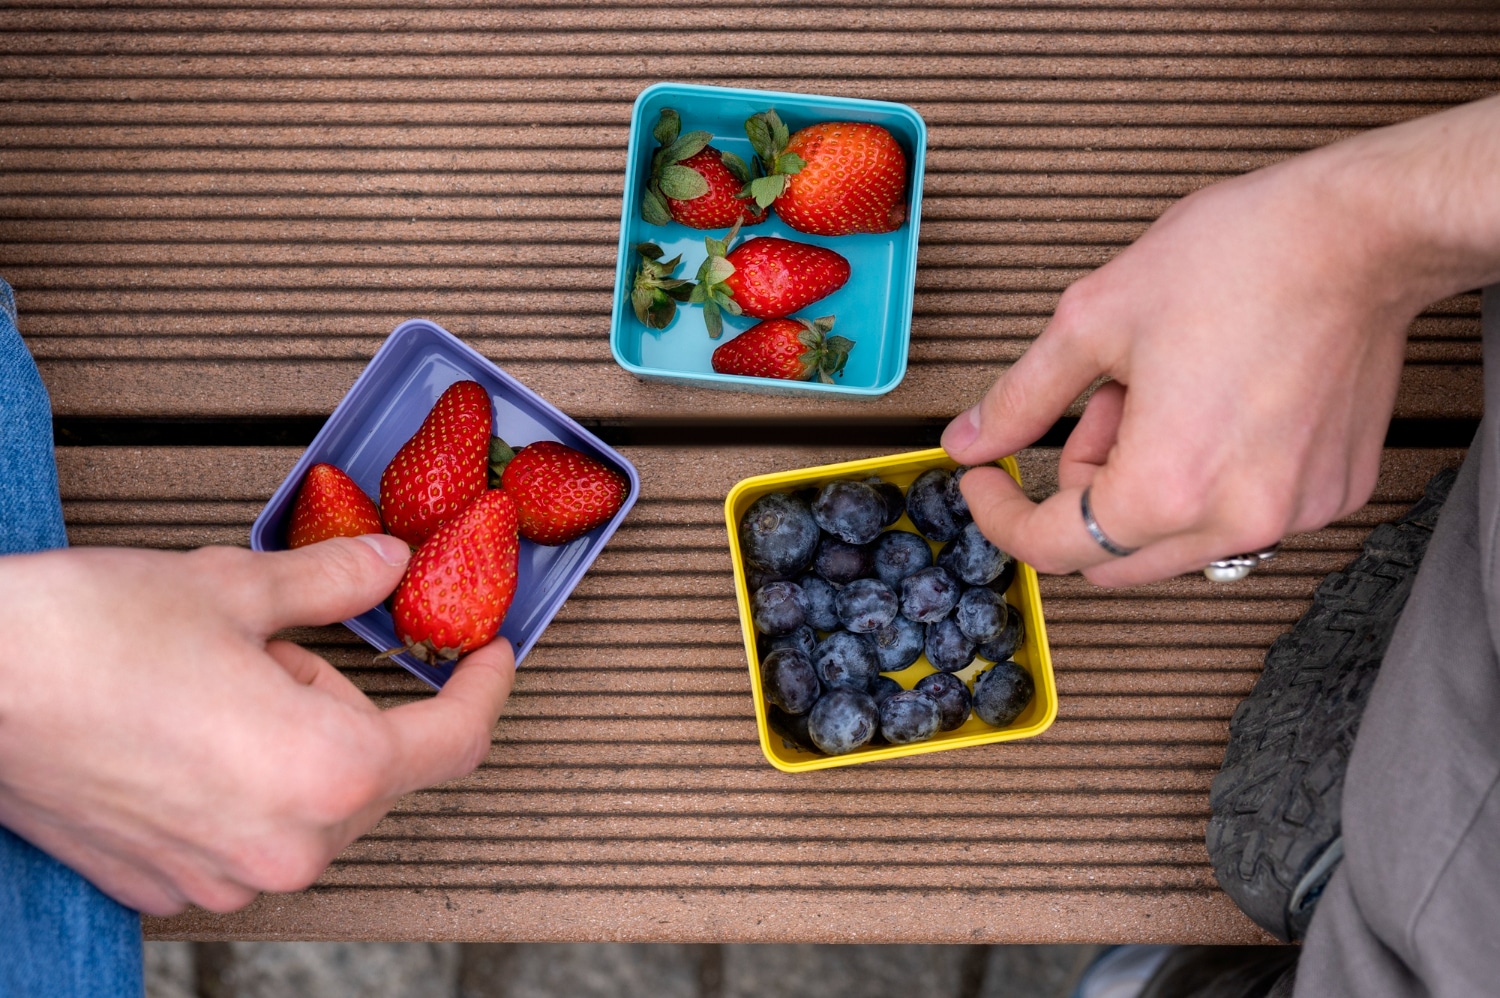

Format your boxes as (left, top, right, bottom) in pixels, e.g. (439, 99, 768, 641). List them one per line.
(490, 439, 628, 546)
(286, 463, 383, 549)
(389, 488, 520, 665)
(690, 218, 850, 338)
(379, 379, 492, 546)
(642, 108, 769, 230)
(630, 241, 694, 329)
(743, 110, 907, 236)
(710, 315, 854, 383)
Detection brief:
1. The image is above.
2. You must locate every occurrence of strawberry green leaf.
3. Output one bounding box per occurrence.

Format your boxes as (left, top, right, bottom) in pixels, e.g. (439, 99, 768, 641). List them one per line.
(719, 150, 751, 184)
(701, 256, 736, 286)
(662, 130, 711, 166)
(642, 186, 672, 225)
(688, 283, 708, 304)
(635, 242, 664, 261)
(748, 174, 788, 209)
(702, 297, 724, 339)
(777, 152, 807, 176)
(665, 281, 694, 302)
(652, 108, 681, 147)
(711, 289, 741, 315)
(487, 436, 516, 487)
(658, 164, 710, 201)
(820, 334, 855, 382)
(744, 112, 778, 163)
(767, 109, 790, 150)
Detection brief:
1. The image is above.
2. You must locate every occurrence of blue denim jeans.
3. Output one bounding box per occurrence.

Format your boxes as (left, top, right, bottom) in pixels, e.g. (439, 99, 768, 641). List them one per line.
(0, 278, 143, 996)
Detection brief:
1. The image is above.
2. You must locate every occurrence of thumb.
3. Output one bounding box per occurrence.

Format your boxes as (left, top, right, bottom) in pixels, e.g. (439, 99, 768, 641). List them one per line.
(941, 317, 1105, 465)
(244, 534, 410, 633)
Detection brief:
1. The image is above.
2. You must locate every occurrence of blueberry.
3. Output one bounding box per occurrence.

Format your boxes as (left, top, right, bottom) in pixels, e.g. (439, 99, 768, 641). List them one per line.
(814, 535, 875, 585)
(807, 689, 880, 755)
(813, 630, 881, 693)
(906, 469, 962, 542)
(863, 476, 907, 527)
(899, 566, 961, 624)
(763, 624, 816, 659)
(761, 648, 822, 714)
(972, 660, 1035, 727)
(915, 672, 972, 730)
(980, 556, 1018, 597)
(751, 581, 806, 636)
(834, 578, 899, 633)
(937, 521, 1012, 586)
(740, 492, 820, 576)
(870, 615, 925, 673)
(812, 480, 887, 545)
(872, 529, 933, 589)
(744, 565, 788, 592)
(870, 674, 905, 706)
(797, 574, 841, 631)
(767, 704, 816, 752)
(878, 690, 942, 745)
(977, 604, 1025, 662)
(944, 466, 975, 520)
(954, 587, 1006, 643)
(925, 616, 977, 673)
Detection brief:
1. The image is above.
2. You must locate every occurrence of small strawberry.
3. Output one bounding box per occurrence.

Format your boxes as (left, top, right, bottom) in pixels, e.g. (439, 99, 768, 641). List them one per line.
(490, 439, 628, 546)
(642, 108, 769, 230)
(388, 488, 520, 665)
(379, 380, 492, 547)
(630, 242, 695, 329)
(286, 463, 383, 549)
(690, 218, 850, 338)
(710, 315, 854, 383)
(743, 110, 907, 236)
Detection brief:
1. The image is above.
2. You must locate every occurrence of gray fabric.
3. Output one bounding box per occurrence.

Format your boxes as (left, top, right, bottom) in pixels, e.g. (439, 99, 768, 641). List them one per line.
(1295, 284, 1500, 998)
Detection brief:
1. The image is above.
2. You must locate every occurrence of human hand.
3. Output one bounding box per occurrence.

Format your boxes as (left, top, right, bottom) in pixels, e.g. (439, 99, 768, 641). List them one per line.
(942, 96, 1500, 586)
(0, 536, 514, 916)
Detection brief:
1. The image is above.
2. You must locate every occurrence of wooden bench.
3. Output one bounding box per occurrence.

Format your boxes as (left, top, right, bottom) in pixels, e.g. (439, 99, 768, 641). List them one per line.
(4, 0, 1494, 945)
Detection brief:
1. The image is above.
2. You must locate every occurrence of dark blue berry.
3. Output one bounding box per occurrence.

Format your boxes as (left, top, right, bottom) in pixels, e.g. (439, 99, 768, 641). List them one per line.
(808, 689, 879, 755)
(834, 578, 899, 633)
(763, 624, 816, 659)
(906, 469, 962, 542)
(870, 674, 905, 706)
(812, 480, 887, 545)
(870, 615, 925, 672)
(899, 566, 961, 624)
(740, 492, 819, 576)
(767, 704, 815, 752)
(863, 476, 907, 527)
(878, 690, 942, 745)
(814, 535, 875, 586)
(954, 587, 1005, 643)
(751, 581, 806, 636)
(872, 530, 933, 589)
(944, 466, 974, 520)
(937, 521, 1012, 586)
(925, 616, 977, 673)
(972, 660, 1035, 727)
(977, 604, 1025, 662)
(980, 556, 1018, 597)
(813, 630, 880, 693)
(744, 565, 788, 592)
(761, 648, 822, 714)
(915, 672, 972, 730)
(797, 574, 841, 631)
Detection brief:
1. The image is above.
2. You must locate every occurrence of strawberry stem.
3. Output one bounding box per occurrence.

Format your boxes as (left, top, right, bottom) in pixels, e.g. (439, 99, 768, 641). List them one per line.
(488, 437, 516, 487)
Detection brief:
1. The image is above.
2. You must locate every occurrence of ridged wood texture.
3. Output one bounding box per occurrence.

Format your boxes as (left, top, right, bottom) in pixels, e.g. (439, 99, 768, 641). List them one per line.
(3, 2, 1498, 418)
(51, 444, 1462, 943)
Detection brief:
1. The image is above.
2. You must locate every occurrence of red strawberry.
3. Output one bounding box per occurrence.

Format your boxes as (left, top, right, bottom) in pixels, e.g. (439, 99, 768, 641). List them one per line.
(743, 111, 907, 236)
(379, 380, 492, 546)
(690, 218, 850, 338)
(490, 439, 628, 546)
(389, 488, 520, 665)
(286, 463, 383, 549)
(710, 315, 854, 383)
(642, 108, 769, 230)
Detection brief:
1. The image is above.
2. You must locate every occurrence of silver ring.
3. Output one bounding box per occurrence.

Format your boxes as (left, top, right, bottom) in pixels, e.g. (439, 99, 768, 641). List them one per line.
(1204, 544, 1281, 583)
(1080, 486, 1139, 557)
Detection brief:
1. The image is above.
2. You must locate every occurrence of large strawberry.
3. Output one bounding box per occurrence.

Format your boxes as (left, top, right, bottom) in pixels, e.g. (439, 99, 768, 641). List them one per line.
(389, 488, 520, 665)
(690, 218, 850, 338)
(642, 108, 769, 230)
(286, 462, 383, 548)
(490, 439, 628, 546)
(743, 110, 907, 236)
(379, 379, 492, 546)
(710, 315, 854, 383)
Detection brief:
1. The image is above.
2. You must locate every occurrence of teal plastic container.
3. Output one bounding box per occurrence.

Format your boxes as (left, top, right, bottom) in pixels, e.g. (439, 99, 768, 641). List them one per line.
(611, 82, 927, 398)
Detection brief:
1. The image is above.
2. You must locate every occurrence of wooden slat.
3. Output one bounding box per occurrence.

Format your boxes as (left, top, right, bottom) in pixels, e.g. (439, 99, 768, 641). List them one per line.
(52, 443, 1463, 941)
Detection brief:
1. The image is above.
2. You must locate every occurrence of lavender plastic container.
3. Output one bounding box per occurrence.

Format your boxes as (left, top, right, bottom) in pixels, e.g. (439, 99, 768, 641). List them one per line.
(249, 319, 640, 690)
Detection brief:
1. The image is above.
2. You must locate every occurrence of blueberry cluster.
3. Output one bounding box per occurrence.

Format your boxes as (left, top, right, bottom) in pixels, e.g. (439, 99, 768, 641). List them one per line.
(739, 469, 1036, 757)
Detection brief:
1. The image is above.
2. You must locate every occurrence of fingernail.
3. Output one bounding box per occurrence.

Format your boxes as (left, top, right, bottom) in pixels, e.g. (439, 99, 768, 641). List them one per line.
(357, 533, 411, 566)
(942, 406, 979, 454)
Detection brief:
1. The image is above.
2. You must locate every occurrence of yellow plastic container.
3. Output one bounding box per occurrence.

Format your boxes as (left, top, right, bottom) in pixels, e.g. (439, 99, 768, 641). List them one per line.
(725, 447, 1057, 772)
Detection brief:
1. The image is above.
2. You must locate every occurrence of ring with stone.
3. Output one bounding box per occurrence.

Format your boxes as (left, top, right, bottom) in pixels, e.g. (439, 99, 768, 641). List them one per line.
(1204, 544, 1281, 583)
(1080, 486, 1139, 558)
